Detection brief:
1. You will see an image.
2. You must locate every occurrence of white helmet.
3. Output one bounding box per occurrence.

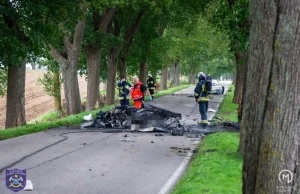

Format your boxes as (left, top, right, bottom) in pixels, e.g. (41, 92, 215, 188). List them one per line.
(148, 74, 152, 77)
(197, 72, 206, 79)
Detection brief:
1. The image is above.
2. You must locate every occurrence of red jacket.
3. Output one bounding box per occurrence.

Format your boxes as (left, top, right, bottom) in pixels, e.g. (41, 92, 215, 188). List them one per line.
(131, 82, 143, 101)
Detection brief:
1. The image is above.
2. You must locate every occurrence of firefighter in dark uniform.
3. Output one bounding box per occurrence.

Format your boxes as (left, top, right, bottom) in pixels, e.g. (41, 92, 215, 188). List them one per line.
(117, 77, 132, 106)
(146, 74, 156, 100)
(194, 72, 210, 127)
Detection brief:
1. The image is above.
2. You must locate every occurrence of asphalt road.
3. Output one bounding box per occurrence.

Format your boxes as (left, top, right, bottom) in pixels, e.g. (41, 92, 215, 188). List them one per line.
(0, 81, 230, 194)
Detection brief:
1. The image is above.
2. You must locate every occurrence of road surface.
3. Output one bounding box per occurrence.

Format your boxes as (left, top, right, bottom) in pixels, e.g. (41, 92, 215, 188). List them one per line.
(0, 82, 230, 194)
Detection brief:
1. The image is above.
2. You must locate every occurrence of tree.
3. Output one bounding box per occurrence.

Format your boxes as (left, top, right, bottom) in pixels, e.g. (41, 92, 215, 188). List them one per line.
(37, 59, 62, 112)
(204, 0, 249, 120)
(105, 3, 147, 105)
(49, 3, 87, 115)
(0, 0, 68, 128)
(241, 0, 300, 193)
(83, 6, 115, 111)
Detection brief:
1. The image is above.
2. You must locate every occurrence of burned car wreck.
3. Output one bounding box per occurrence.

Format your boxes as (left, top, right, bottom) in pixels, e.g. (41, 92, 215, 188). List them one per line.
(84, 103, 185, 135)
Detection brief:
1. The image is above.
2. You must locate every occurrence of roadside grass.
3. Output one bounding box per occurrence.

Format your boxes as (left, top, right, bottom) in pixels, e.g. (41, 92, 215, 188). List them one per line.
(0, 84, 192, 141)
(171, 84, 242, 194)
(214, 85, 238, 122)
(32, 111, 61, 123)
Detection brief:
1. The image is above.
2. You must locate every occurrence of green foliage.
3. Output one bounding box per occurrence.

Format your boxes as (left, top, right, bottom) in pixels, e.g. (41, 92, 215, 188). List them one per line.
(203, 0, 249, 53)
(37, 59, 61, 97)
(0, 0, 82, 67)
(214, 85, 238, 122)
(0, 66, 8, 96)
(30, 111, 62, 123)
(37, 71, 62, 98)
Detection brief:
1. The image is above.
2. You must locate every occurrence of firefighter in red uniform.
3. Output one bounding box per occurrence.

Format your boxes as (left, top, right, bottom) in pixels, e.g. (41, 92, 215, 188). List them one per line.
(131, 77, 152, 109)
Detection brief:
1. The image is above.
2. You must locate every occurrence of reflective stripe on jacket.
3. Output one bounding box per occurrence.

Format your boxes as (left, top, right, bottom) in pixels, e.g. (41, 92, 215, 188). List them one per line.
(194, 79, 209, 102)
(131, 82, 143, 101)
(147, 77, 156, 88)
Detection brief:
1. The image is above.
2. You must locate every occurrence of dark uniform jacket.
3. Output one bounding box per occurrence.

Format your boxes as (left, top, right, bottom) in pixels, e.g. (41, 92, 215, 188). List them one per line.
(117, 81, 132, 100)
(146, 77, 156, 89)
(194, 79, 209, 102)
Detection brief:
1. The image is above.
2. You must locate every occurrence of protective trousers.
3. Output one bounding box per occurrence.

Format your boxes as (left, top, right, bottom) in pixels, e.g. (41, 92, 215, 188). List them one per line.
(149, 89, 155, 99)
(120, 99, 129, 106)
(199, 101, 208, 127)
(134, 100, 142, 109)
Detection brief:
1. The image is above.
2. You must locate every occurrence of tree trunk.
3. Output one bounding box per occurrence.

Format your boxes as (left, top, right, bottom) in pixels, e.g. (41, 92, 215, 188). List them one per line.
(53, 71, 62, 112)
(233, 52, 246, 104)
(119, 57, 126, 79)
(169, 58, 181, 88)
(152, 70, 157, 80)
(5, 62, 26, 128)
(242, 0, 300, 193)
(233, 63, 237, 85)
(60, 58, 82, 114)
(188, 65, 196, 84)
(139, 57, 147, 84)
(31, 63, 36, 70)
(175, 59, 181, 86)
(106, 55, 117, 105)
(160, 68, 168, 90)
(85, 46, 101, 111)
(50, 19, 85, 115)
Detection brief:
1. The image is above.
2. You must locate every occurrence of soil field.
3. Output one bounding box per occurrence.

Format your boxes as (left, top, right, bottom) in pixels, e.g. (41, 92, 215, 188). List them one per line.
(0, 70, 88, 129)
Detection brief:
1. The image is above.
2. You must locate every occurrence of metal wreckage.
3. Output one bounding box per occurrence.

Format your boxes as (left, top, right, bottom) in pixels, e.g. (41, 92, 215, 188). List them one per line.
(83, 102, 240, 136)
(84, 102, 185, 135)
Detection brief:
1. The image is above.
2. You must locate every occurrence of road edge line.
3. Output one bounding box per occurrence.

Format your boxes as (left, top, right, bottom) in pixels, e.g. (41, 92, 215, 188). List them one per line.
(158, 85, 229, 194)
(157, 140, 201, 194)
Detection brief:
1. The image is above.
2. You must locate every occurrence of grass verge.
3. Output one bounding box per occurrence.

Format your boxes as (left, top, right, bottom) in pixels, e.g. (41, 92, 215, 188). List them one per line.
(171, 84, 242, 194)
(0, 84, 193, 141)
(214, 85, 238, 122)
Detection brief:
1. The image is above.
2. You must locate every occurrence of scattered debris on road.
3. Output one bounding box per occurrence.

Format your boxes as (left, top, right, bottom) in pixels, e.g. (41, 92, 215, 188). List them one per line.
(83, 113, 93, 121)
(23, 180, 33, 191)
(120, 139, 135, 142)
(208, 108, 216, 112)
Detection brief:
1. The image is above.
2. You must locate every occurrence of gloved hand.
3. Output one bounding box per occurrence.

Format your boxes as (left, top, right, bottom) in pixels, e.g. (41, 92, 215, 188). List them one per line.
(149, 96, 153, 101)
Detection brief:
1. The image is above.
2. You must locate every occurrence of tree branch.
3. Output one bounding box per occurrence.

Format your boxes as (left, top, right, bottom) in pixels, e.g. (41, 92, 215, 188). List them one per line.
(122, 9, 145, 58)
(63, 36, 72, 51)
(124, 9, 144, 42)
(2, 0, 27, 43)
(49, 45, 68, 66)
(98, 8, 115, 33)
(72, 19, 86, 48)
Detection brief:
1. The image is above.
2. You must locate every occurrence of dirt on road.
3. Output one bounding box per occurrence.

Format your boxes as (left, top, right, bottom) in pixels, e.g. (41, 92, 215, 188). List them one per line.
(0, 70, 88, 129)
